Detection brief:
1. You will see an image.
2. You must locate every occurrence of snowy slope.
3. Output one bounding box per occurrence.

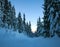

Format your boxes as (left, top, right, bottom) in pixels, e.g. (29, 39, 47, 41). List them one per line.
(0, 27, 29, 40)
(0, 28, 60, 47)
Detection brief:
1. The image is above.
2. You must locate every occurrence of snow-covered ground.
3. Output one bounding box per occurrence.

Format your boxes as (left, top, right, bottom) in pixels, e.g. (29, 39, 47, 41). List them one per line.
(0, 27, 60, 47)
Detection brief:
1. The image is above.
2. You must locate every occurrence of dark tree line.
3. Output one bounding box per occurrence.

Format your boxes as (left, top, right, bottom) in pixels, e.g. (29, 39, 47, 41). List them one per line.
(34, 0, 60, 38)
(0, 0, 60, 38)
(43, 0, 60, 38)
(0, 0, 33, 37)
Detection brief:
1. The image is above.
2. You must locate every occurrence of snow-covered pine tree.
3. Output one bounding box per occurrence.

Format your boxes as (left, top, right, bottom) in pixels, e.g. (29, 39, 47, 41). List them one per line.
(28, 21, 31, 33)
(23, 13, 26, 32)
(2, 0, 17, 30)
(28, 21, 33, 37)
(11, 6, 16, 30)
(35, 17, 43, 37)
(43, 0, 51, 37)
(7, 1, 12, 28)
(43, 0, 60, 37)
(25, 21, 33, 37)
(49, 0, 60, 37)
(3, 0, 9, 28)
(0, 0, 5, 27)
(2, 0, 13, 28)
(25, 22, 29, 33)
(37, 17, 42, 32)
(17, 12, 23, 33)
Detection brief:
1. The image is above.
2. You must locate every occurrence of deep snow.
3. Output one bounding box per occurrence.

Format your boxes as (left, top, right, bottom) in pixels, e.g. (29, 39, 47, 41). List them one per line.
(0, 27, 60, 47)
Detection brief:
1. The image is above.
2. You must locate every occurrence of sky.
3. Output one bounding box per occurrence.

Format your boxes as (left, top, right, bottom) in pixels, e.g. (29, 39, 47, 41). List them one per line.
(9, 0, 44, 32)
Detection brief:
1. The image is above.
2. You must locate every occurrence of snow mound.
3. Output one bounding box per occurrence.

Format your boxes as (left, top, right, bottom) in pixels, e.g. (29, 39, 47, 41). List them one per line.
(0, 28, 60, 47)
(0, 27, 30, 40)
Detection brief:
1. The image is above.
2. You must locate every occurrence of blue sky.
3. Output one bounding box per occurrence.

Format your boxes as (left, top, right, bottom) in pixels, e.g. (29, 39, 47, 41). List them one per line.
(9, 0, 44, 32)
